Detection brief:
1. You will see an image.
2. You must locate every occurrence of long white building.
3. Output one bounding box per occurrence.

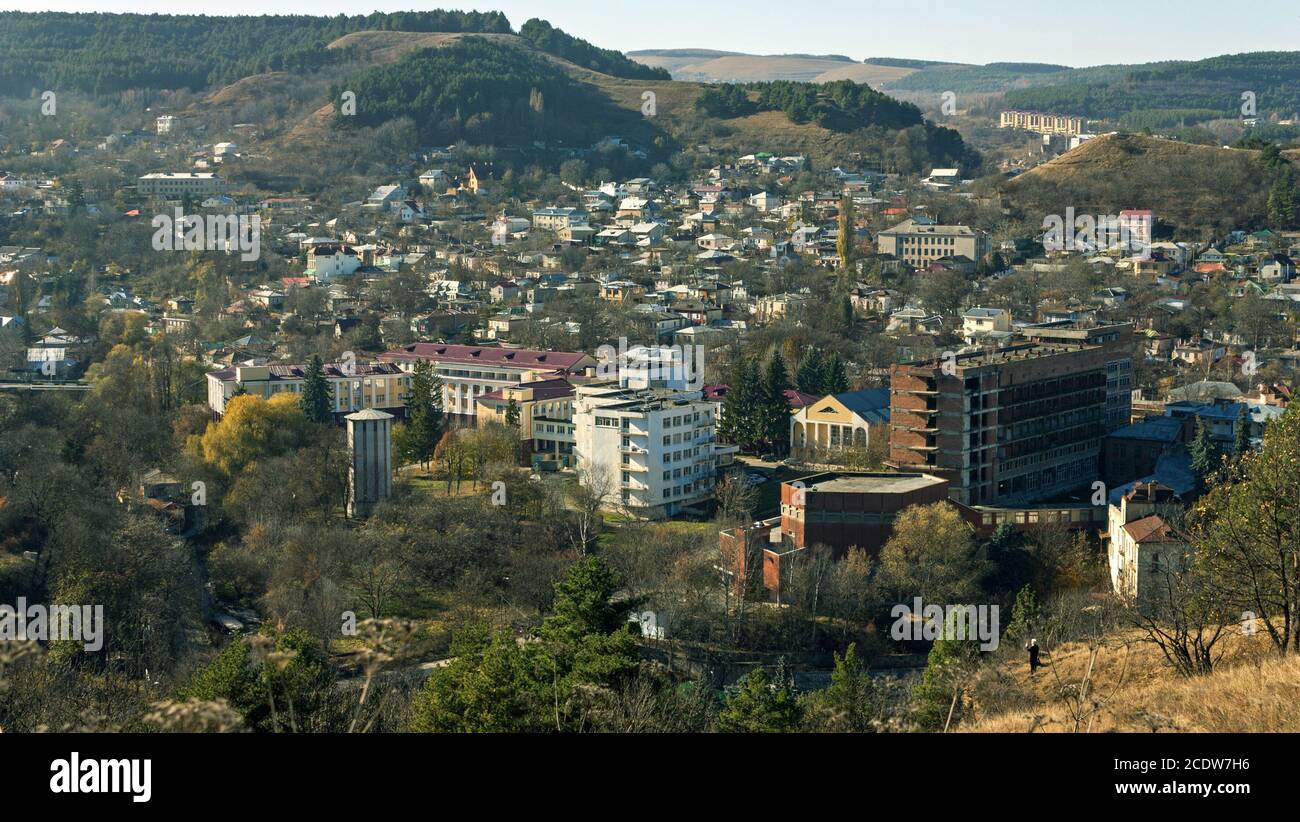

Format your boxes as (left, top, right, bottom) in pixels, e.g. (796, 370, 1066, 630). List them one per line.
(573, 382, 718, 517)
(378, 343, 596, 423)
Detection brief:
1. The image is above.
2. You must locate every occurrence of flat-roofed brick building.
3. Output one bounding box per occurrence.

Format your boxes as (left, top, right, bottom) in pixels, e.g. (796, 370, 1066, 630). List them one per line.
(889, 343, 1107, 506)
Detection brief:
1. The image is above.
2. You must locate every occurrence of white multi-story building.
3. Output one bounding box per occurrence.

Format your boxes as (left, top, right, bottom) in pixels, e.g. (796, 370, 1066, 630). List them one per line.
(875, 217, 990, 268)
(1106, 481, 1189, 609)
(532, 207, 588, 231)
(573, 383, 718, 517)
(137, 172, 226, 199)
(306, 244, 361, 282)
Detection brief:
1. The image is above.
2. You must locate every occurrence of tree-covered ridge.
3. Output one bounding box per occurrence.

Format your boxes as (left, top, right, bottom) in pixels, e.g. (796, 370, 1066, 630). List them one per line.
(0, 10, 513, 95)
(697, 80, 924, 131)
(1001, 52, 1300, 119)
(334, 37, 651, 146)
(695, 80, 974, 170)
(519, 18, 671, 81)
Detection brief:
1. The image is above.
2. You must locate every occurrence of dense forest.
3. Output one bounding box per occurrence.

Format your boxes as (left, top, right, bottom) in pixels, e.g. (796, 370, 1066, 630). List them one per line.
(518, 18, 671, 81)
(1001, 52, 1300, 120)
(0, 10, 513, 96)
(695, 80, 977, 171)
(334, 38, 659, 147)
(696, 79, 927, 131)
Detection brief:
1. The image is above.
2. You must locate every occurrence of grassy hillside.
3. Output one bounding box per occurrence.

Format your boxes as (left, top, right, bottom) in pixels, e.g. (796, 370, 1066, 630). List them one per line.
(1005, 133, 1298, 236)
(0, 10, 512, 95)
(629, 50, 918, 86)
(965, 631, 1299, 732)
(315, 33, 974, 171)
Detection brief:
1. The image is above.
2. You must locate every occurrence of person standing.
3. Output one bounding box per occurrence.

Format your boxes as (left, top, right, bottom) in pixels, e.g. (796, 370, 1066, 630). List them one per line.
(1026, 638, 1041, 674)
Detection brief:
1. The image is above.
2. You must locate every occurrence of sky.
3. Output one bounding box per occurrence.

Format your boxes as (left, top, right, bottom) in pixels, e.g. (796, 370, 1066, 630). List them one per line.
(4, 0, 1299, 67)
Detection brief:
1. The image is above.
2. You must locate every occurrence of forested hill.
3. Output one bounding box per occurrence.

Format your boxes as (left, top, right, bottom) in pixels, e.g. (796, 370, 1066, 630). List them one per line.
(518, 18, 670, 81)
(334, 37, 654, 147)
(1001, 52, 1300, 120)
(0, 10, 512, 95)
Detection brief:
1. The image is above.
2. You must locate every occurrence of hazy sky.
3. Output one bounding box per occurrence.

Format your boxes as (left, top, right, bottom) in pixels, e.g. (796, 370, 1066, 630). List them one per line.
(5, 0, 1299, 67)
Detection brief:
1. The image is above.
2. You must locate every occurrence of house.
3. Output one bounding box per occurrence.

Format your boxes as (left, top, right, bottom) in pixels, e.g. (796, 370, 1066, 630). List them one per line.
(1259, 253, 1295, 282)
(418, 169, 448, 191)
(790, 389, 890, 458)
(961, 307, 1012, 343)
(1107, 482, 1189, 609)
(307, 244, 361, 282)
(532, 207, 588, 231)
(466, 164, 495, 195)
(886, 308, 943, 335)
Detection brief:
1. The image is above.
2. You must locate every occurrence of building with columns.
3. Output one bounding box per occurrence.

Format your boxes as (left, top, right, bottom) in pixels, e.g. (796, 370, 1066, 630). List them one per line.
(790, 389, 890, 459)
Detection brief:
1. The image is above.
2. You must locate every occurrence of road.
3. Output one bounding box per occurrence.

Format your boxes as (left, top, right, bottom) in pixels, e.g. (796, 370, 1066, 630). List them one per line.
(0, 381, 90, 391)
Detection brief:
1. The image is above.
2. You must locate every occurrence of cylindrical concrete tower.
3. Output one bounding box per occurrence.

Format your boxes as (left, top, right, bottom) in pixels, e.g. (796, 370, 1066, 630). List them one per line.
(346, 409, 393, 518)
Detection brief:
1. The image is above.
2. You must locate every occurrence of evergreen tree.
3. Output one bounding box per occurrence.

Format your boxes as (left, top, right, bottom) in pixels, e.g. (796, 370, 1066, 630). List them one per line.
(719, 358, 763, 451)
(1267, 168, 1300, 229)
(1189, 415, 1214, 487)
(1005, 584, 1042, 643)
(718, 665, 803, 733)
(406, 360, 444, 466)
(806, 643, 877, 732)
(760, 352, 792, 454)
(910, 613, 978, 731)
(504, 398, 521, 429)
(796, 347, 826, 395)
(824, 352, 849, 394)
(299, 354, 332, 424)
(1232, 405, 1249, 459)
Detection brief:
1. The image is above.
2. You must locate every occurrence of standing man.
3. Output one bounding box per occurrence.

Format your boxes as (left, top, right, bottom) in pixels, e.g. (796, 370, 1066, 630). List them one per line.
(1026, 638, 1041, 675)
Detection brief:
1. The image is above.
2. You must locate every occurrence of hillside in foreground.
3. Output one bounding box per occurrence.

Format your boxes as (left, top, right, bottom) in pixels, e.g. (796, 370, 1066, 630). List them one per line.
(965, 631, 1300, 733)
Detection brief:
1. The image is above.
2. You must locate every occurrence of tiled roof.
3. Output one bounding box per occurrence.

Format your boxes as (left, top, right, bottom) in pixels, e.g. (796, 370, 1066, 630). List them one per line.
(378, 343, 590, 372)
(1123, 514, 1182, 544)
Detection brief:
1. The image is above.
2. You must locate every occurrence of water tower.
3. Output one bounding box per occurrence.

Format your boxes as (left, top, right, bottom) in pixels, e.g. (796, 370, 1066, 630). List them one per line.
(346, 409, 393, 518)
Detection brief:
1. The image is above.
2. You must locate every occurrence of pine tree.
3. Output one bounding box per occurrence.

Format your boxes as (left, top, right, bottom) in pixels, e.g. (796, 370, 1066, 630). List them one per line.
(911, 613, 978, 731)
(299, 354, 332, 424)
(1005, 584, 1042, 643)
(406, 360, 445, 466)
(761, 352, 792, 455)
(796, 347, 826, 395)
(1267, 169, 1300, 229)
(719, 358, 763, 451)
(505, 398, 521, 429)
(809, 643, 877, 732)
(1189, 415, 1214, 487)
(824, 352, 849, 394)
(718, 665, 803, 733)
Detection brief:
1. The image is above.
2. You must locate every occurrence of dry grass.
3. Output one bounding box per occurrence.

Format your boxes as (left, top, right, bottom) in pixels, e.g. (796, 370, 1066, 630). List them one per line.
(964, 629, 1299, 732)
(1015, 133, 1249, 183)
